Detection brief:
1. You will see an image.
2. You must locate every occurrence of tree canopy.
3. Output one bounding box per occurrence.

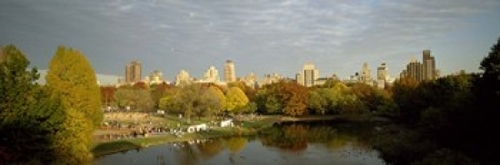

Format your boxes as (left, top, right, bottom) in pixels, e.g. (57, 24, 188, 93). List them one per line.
(45, 46, 102, 128)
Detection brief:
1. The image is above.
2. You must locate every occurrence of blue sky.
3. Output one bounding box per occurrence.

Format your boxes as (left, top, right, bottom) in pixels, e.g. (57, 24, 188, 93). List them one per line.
(1, 0, 500, 84)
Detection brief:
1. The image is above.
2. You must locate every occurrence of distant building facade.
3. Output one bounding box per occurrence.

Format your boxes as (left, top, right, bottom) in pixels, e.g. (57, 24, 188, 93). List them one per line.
(297, 63, 319, 87)
(400, 50, 438, 82)
(422, 50, 437, 81)
(359, 62, 373, 85)
(175, 70, 192, 86)
(239, 72, 258, 88)
(125, 60, 142, 83)
(145, 70, 165, 85)
(203, 66, 220, 83)
(261, 73, 284, 86)
(224, 60, 236, 83)
(376, 63, 390, 89)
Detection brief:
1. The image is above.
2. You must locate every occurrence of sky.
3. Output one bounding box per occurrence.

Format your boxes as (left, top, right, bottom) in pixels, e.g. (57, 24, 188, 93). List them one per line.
(1, 0, 500, 84)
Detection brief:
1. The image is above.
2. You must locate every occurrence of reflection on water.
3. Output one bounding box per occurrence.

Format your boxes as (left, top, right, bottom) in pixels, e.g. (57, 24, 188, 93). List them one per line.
(95, 121, 386, 165)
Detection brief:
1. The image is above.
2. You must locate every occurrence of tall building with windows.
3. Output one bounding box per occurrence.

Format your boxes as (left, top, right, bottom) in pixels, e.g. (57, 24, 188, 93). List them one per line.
(224, 60, 236, 83)
(400, 56, 423, 82)
(359, 62, 372, 85)
(203, 66, 220, 83)
(240, 72, 258, 88)
(125, 60, 141, 83)
(261, 73, 284, 86)
(145, 70, 164, 85)
(297, 63, 319, 87)
(399, 50, 438, 82)
(422, 50, 436, 81)
(175, 70, 192, 86)
(377, 63, 390, 88)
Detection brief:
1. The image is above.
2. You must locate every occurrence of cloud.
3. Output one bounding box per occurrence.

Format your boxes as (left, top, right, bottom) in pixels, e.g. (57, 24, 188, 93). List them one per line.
(118, 4, 134, 11)
(1, 0, 499, 79)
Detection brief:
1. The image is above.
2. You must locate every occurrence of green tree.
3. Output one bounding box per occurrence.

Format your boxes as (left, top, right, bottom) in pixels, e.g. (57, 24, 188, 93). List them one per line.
(308, 90, 327, 115)
(226, 87, 249, 114)
(199, 86, 226, 117)
(254, 88, 283, 114)
(45, 46, 102, 128)
(175, 84, 203, 123)
(391, 77, 420, 123)
(159, 89, 180, 114)
(113, 87, 154, 111)
(0, 45, 90, 163)
(0, 45, 39, 124)
(150, 82, 174, 109)
(479, 37, 500, 96)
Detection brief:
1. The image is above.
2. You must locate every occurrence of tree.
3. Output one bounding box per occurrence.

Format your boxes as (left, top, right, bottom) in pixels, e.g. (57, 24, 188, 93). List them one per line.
(254, 81, 309, 115)
(159, 89, 179, 114)
(150, 82, 174, 109)
(391, 77, 420, 123)
(277, 81, 309, 116)
(175, 84, 203, 123)
(113, 87, 155, 111)
(0, 45, 39, 124)
(0, 45, 90, 163)
(226, 87, 249, 114)
(199, 86, 226, 117)
(308, 90, 327, 115)
(45, 46, 102, 128)
(100, 86, 116, 108)
(479, 37, 500, 96)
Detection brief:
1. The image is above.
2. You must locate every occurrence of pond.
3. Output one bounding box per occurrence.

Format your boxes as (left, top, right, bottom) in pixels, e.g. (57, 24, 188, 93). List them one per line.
(95, 121, 386, 165)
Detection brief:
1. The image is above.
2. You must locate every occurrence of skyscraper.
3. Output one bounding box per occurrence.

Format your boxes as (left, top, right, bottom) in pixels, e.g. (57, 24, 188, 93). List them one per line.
(399, 50, 438, 82)
(224, 60, 236, 83)
(377, 63, 390, 88)
(175, 70, 191, 86)
(422, 50, 436, 81)
(125, 60, 141, 83)
(204, 66, 220, 83)
(297, 63, 319, 87)
(401, 56, 423, 82)
(359, 62, 372, 85)
(146, 70, 163, 85)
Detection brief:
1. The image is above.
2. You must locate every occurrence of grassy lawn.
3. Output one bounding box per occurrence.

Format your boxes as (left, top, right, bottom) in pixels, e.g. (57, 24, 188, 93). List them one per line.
(92, 115, 276, 157)
(93, 113, 365, 158)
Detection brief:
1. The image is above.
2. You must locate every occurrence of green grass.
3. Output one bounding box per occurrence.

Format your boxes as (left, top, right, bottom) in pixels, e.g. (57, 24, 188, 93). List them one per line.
(92, 119, 276, 158)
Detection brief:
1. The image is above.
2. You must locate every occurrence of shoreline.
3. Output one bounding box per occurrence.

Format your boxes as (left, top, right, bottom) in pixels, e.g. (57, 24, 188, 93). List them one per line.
(92, 114, 380, 158)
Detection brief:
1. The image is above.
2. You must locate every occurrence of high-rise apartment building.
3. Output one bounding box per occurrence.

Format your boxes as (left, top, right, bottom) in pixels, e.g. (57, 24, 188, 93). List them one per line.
(408, 57, 423, 82)
(241, 72, 258, 88)
(422, 50, 436, 81)
(146, 70, 163, 85)
(203, 66, 220, 83)
(377, 63, 390, 88)
(399, 50, 438, 82)
(125, 60, 142, 83)
(224, 60, 236, 83)
(297, 63, 319, 87)
(359, 62, 372, 85)
(175, 70, 191, 86)
(261, 73, 283, 86)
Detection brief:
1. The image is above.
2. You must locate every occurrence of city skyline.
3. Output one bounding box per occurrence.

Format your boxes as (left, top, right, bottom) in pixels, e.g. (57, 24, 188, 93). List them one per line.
(1, 0, 500, 81)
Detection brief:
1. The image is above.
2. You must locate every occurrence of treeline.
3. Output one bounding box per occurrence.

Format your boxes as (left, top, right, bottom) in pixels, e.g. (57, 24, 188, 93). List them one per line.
(0, 45, 102, 163)
(98, 37, 500, 164)
(371, 38, 500, 165)
(102, 74, 396, 118)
